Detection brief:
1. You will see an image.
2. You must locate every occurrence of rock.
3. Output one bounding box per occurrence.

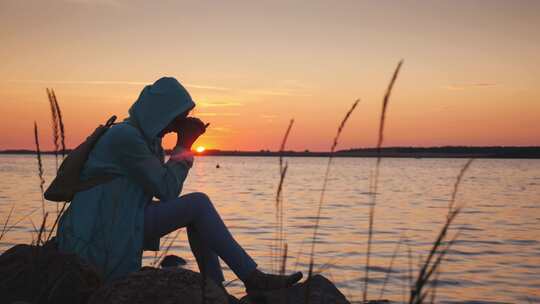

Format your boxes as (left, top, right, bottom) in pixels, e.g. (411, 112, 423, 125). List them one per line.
(160, 254, 187, 268)
(88, 267, 228, 304)
(240, 274, 350, 304)
(0, 241, 102, 304)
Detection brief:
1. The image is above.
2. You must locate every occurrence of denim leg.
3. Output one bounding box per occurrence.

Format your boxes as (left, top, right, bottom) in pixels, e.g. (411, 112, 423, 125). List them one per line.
(187, 225, 225, 283)
(144, 192, 257, 283)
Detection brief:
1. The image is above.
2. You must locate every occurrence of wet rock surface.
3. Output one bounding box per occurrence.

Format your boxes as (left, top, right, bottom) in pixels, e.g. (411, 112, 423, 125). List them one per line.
(160, 254, 187, 268)
(0, 242, 102, 304)
(88, 267, 228, 304)
(240, 274, 350, 304)
(1, 244, 360, 304)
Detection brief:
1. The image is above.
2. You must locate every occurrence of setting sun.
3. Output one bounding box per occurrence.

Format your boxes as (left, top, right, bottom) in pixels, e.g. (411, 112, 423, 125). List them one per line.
(195, 146, 205, 153)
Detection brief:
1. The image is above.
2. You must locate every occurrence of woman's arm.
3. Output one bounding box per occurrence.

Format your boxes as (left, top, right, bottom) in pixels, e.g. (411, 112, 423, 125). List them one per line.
(110, 126, 191, 201)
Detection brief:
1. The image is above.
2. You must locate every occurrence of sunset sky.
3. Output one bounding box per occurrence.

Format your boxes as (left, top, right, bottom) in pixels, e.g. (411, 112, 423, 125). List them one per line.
(1, 0, 539, 151)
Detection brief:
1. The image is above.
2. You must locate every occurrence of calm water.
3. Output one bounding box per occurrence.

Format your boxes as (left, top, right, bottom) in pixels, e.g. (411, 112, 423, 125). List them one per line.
(0, 155, 539, 303)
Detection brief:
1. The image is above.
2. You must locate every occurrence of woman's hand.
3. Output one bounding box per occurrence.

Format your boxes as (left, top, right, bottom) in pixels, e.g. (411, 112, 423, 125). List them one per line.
(175, 117, 208, 149)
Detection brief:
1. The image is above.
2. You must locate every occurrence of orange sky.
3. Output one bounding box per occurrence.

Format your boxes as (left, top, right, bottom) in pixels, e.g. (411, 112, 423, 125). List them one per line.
(1, 0, 539, 151)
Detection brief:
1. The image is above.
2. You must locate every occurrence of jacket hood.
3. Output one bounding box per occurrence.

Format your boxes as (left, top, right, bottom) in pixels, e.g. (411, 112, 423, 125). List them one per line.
(127, 77, 195, 141)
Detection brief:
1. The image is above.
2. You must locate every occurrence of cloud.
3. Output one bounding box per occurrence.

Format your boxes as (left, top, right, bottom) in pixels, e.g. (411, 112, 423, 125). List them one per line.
(62, 0, 123, 7)
(197, 112, 240, 117)
(445, 83, 498, 90)
(185, 84, 231, 91)
(6, 79, 231, 91)
(199, 101, 242, 107)
(208, 127, 233, 133)
(8, 80, 148, 85)
(245, 89, 312, 97)
(7, 80, 311, 96)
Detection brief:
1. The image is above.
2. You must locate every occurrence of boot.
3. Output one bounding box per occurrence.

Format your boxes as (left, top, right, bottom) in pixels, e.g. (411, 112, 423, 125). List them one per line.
(244, 269, 303, 293)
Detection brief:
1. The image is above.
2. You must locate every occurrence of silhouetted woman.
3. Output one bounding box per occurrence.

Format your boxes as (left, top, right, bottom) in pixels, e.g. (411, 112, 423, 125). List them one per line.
(56, 77, 301, 295)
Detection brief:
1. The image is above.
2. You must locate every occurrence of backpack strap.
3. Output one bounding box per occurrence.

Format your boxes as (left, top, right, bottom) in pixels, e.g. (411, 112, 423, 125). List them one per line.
(105, 115, 117, 127)
(74, 115, 119, 192)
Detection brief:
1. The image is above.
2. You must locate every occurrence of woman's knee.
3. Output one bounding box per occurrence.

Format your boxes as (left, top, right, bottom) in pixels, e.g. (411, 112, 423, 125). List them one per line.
(186, 191, 210, 202)
(185, 192, 214, 211)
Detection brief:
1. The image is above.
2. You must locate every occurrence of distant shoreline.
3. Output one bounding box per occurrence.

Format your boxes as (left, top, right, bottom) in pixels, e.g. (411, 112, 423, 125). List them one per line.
(2, 146, 539, 159)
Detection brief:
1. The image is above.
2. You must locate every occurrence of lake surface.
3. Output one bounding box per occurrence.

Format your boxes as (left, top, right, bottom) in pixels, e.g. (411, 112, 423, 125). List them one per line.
(0, 155, 539, 303)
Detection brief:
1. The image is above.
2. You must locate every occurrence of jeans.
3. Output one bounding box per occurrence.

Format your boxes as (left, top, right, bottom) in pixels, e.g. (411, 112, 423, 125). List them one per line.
(144, 192, 258, 285)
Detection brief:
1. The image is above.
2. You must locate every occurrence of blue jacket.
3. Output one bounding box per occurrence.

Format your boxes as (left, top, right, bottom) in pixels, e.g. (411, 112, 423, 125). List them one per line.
(57, 77, 195, 281)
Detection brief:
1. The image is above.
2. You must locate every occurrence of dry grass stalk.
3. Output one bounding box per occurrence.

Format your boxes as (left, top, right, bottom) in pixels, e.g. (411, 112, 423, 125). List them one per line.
(448, 158, 474, 213)
(363, 60, 403, 302)
(400, 243, 413, 304)
(408, 159, 473, 304)
(275, 163, 288, 273)
(307, 99, 360, 279)
(29, 218, 39, 245)
(429, 268, 441, 304)
(153, 228, 183, 267)
(47, 88, 62, 215)
(274, 119, 294, 273)
(0, 204, 16, 241)
(36, 212, 49, 247)
(45, 202, 67, 242)
(34, 122, 46, 218)
(314, 255, 346, 276)
(304, 99, 359, 304)
(48, 89, 70, 234)
(293, 238, 307, 272)
(1, 207, 40, 241)
(50, 89, 66, 158)
(278, 119, 294, 176)
(412, 227, 461, 304)
(279, 242, 288, 276)
(47, 88, 60, 169)
(377, 60, 404, 150)
(378, 236, 403, 300)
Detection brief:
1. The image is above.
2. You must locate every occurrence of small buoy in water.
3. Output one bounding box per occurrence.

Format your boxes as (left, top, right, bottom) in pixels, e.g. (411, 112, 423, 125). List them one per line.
(216, 163, 220, 168)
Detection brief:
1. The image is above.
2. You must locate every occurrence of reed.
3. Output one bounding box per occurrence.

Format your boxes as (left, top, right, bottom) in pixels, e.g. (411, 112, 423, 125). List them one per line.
(278, 119, 294, 175)
(315, 255, 346, 276)
(45, 89, 68, 240)
(378, 236, 403, 300)
(1, 207, 40, 242)
(307, 99, 360, 279)
(448, 159, 474, 213)
(407, 245, 413, 293)
(47, 88, 60, 170)
(29, 218, 39, 245)
(45, 202, 67, 242)
(428, 268, 441, 304)
(363, 60, 403, 302)
(408, 159, 474, 303)
(47, 88, 62, 215)
(34, 122, 46, 218)
(36, 212, 49, 247)
(274, 119, 294, 274)
(276, 164, 287, 274)
(0, 204, 15, 241)
(279, 242, 288, 276)
(50, 89, 66, 158)
(153, 228, 183, 267)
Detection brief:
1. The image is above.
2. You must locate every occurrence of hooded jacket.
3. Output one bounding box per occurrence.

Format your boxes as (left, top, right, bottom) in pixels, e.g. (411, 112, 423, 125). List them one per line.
(57, 77, 195, 281)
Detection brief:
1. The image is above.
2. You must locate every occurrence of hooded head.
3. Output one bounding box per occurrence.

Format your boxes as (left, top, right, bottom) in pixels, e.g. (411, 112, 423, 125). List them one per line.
(127, 77, 195, 141)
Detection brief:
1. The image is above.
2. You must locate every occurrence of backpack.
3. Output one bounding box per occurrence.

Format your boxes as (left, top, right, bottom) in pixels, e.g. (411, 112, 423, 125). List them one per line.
(44, 115, 118, 202)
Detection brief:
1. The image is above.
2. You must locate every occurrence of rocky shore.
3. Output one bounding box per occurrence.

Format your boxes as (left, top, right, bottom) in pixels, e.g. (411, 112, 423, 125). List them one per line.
(0, 242, 385, 304)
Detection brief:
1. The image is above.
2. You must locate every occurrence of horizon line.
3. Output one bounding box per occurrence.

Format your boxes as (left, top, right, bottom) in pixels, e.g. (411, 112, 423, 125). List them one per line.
(1, 145, 539, 154)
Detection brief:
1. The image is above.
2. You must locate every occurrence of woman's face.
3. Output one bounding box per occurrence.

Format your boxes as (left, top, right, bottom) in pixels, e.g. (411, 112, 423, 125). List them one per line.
(158, 110, 190, 137)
